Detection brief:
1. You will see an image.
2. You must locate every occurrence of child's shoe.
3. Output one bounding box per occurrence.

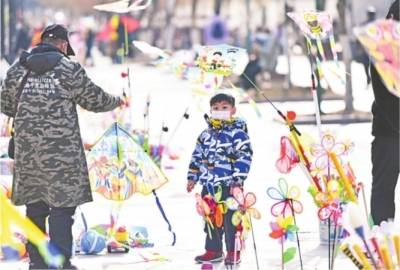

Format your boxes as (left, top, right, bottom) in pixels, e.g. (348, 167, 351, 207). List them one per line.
(224, 251, 241, 265)
(195, 250, 224, 263)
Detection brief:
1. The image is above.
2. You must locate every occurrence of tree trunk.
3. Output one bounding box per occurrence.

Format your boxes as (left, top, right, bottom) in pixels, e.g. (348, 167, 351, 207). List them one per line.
(337, 0, 354, 113)
(214, 0, 222, 15)
(1, 0, 5, 58)
(164, 0, 176, 50)
(8, 0, 16, 56)
(245, 0, 252, 51)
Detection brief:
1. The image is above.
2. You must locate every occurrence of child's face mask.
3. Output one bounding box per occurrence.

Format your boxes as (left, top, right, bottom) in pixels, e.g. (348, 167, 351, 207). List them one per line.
(210, 101, 236, 121)
(211, 110, 231, 120)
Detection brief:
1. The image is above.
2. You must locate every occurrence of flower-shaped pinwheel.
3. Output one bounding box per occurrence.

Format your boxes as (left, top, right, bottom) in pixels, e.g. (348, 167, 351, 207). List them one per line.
(309, 133, 353, 176)
(267, 178, 303, 217)
(275, 136, 300, 174)
(225, 187, 261, 233)
(318, 201, 343, 225)
(269, 215, 299, 242)
(195, 193, 226, 238)
(269, 215, 299, 265)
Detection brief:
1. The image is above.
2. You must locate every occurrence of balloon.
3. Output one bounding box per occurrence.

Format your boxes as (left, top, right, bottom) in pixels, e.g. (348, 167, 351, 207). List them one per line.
(80, 230, 106, 254)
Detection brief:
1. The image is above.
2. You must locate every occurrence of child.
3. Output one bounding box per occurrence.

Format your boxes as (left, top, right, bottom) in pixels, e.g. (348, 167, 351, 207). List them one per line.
(187, 93, 253, 265)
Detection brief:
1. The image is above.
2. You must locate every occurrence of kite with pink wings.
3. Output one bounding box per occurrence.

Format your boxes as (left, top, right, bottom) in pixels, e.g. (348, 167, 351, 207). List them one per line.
(354, 19, 400, 97)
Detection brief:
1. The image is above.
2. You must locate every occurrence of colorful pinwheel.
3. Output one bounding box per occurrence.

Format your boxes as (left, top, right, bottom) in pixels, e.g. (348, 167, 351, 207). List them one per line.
(354, 19, 400, 97)
(269, 215, 299, 267)
(309, 132, 353, 176)
(267, 178, 303, 217)
(318, 201, 342, 225)
(269, 215, 298, 243)
(195, 193, 215, 239)
(267, 178, 304, 270)
(225, 187, 261, 231)
(275, 136, 300, 174)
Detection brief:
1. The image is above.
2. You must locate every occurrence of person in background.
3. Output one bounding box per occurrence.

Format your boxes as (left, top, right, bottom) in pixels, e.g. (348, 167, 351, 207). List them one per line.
(1, 24, 125, 269)
(370, 0, 399, 226)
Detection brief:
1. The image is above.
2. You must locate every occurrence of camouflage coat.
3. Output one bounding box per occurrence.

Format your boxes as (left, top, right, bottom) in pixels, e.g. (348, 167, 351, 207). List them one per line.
(1, 43, 122, 207)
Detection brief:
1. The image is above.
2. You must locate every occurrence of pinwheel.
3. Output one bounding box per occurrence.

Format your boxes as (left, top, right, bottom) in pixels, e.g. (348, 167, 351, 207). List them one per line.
(267, 178, 304, 269)
(269, 215, 298, 242)
(269, 215, 299, 269)
(267, 178, 303, 218)
(225, 187, 261, 269)
(354, 19, 400, 97)
(195, 193, 216, 239)
(275, 136, 300, 174)
(309, 132, 353, 177)
(226, 187, 261, 231)
(94, 0, 152, 13)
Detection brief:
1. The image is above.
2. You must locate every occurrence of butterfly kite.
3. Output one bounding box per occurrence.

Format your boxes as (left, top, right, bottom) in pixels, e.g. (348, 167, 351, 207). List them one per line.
(354, 19, 400, 97)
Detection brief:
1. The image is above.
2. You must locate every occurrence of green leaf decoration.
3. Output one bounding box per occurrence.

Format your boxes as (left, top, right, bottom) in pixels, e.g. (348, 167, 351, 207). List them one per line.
(283, 247, 297, 263)
(287, 224, 299, 232)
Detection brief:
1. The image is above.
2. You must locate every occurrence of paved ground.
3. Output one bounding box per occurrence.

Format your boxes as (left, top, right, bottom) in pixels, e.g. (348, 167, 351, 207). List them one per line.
(1, 59, 398, 270)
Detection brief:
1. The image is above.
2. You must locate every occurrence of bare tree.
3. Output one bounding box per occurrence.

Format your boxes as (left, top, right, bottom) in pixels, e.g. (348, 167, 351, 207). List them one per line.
(337, 0, 354, 113)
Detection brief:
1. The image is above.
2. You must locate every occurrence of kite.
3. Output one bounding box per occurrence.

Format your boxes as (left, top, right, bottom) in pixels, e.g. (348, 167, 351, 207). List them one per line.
(0, 192, 64, 267)
(354, 19, 400, 97)
(287, 11, 344, 132)
(94, 0, 152, 13)
(87, 122, 168, 199)
(196, 44, 249, 76)
(132, 41, 169, 59)
(86, 122, 176, 245)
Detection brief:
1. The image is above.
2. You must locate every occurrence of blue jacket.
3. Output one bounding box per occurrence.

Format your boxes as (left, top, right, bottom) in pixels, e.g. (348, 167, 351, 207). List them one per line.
(187, 117, 253, 187)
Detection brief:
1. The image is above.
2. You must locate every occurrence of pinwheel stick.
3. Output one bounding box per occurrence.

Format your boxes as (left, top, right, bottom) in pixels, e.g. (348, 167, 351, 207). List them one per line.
(248, 214, 260, 270)
(360, 183, 371, 228)
(328, 152, 357, 202)
(328, 218, 331, 270)
(289, 199, 304, 270)
(330, 222, 339, 270)
(281, 235, 284, 270)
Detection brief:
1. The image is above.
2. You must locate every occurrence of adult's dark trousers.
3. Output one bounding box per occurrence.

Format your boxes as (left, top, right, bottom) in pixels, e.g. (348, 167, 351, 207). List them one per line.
(26, 201, 76, 269)
(371, 136, 399, 225)
(201, 185, 237, 252)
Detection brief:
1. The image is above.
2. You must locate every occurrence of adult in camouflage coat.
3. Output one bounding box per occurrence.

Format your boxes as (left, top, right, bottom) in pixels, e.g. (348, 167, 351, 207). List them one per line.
(1, 24, 122, 269)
